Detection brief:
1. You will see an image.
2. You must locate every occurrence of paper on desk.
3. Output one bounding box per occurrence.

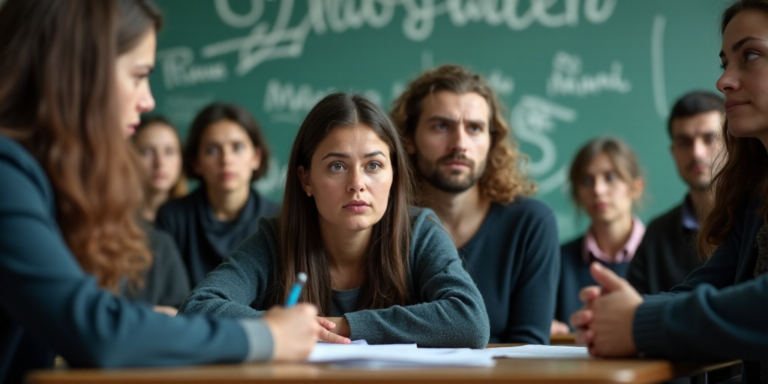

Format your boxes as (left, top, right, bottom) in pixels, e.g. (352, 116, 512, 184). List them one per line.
(487, 345, 592, 359)
(307, 340, 496, 367)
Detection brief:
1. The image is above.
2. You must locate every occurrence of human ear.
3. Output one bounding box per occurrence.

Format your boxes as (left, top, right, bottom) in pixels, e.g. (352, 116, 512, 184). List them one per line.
(404, 134, 416, 155)
(251, 146, 262, 171)
(297, 165, 312, 196)
(631, 178, 645, 200)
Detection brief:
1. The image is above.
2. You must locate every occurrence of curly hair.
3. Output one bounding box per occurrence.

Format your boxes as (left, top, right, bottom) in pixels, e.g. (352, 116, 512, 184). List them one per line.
(391, 64, 535, 204)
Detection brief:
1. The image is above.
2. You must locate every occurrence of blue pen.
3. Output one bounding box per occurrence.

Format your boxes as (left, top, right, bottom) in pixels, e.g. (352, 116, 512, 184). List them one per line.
(285, 272, 307, 307)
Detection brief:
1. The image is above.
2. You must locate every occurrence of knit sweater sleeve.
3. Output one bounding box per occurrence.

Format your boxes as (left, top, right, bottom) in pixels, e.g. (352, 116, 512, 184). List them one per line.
(632, 209, 766, 359)
(0, 138, 267, 369)
(178, 218, 277, 319)
(344, 209, 490, 349)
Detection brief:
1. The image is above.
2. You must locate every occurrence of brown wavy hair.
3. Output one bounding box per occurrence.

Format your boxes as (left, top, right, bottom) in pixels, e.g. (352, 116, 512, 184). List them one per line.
(698, 0, 768, 257)
(0, 0, 162, 291)
(391, 64, 535, 204)
(272, 93, 413, 315)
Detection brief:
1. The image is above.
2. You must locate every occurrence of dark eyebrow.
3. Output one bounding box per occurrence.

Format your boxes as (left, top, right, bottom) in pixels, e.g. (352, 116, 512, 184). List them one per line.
(720, 36, 766, 58)
(365, 151, 385, 158)
(426, 115, 488, 127)
(136, 64, 155, 73)
(321, 152, 349, 160)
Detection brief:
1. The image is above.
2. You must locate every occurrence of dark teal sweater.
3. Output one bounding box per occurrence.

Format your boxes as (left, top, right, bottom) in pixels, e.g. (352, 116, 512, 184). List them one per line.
(179, 210, 491, 348)
(0, 136, 270, 384)
(633, 197, 768, 382)
(459, 198, 560, 344)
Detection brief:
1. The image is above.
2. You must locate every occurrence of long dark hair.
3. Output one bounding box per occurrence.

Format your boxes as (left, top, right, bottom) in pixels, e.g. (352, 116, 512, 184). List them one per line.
(273, 93, 414, 315)
(184, 103, 270, 183)
(0, 0, 162, 291)
(699, 0, 768, 257)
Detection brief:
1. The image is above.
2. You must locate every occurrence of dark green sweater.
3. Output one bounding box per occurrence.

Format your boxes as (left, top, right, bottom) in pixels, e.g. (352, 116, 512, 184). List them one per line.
(627, 200, 704, 294)
(0, 136, 272, 384)
(180, 209, 491, 348)
(633, 197, 768, 382)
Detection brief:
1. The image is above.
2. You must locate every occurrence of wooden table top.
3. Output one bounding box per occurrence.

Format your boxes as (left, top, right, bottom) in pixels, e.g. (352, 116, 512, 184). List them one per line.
(27, 346, 738, 384)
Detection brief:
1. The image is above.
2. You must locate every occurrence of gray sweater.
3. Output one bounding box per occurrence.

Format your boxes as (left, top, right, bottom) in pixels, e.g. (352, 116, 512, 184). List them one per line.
(180, 209, 490, 349)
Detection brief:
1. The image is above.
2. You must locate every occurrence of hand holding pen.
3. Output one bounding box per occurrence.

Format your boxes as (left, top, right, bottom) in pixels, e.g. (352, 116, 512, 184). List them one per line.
(285, 272, 350, 344)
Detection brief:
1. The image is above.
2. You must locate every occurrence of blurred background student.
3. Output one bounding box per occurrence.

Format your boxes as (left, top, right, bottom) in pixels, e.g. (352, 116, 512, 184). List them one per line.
(127, 116, 191, 311)
(628, 91, 724, 295)
(553, 137, 645, 334)
(132, 116, 187, 222)
(156, 103, 279, 287)
(0, 1, 323, 383)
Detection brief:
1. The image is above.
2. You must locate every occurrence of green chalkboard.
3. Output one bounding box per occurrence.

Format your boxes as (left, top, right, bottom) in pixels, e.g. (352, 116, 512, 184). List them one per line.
(149, 0, 729, 242)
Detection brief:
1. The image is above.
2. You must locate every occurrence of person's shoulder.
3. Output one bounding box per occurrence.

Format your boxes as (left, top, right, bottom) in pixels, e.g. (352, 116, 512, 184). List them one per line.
(0, 135, 46, 182)
(408, 206, 444, 233)
(252, 189, 281, 217)
(493, 196, 554, 222)
(237, 215, 281, 253)
(645, 202, 683, 233)
(560, 236, 584, 261)
(157, 188, 203, 217)
(0, 135, 53, 205)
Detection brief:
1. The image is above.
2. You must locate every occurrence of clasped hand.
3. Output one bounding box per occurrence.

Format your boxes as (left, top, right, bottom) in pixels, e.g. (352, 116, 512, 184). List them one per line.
(570, 262, 644, 357)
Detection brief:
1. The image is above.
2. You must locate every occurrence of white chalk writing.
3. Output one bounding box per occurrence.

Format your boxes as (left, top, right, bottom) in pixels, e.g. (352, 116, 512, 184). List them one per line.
(546, 51, 631, 98)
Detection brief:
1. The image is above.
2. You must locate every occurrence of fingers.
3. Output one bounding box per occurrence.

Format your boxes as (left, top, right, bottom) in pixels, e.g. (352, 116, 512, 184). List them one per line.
(293, 303, 319, 316)
(589, 262, 627, 293)
(570, 308, 593, 330)
(319, 329, 350, 344)
(317, 317, 336, 330)
(578, 286, 602, 305)
(575, 328, 595, 346)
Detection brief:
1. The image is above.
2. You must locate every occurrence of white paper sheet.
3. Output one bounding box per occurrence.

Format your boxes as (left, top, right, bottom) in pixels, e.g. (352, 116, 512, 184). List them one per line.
(307, 340, 496, 367)
(487, 345, 592, 359)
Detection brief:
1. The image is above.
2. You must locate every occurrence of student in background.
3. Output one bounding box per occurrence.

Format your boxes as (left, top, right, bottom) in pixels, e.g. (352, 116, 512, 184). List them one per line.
(131, 116, 187, 222)
(156, 103, 279, 287)
(180, 93, 490, 348)
(553, 138, 645, 334)
(127, 116, 191, 312)
(389, 65, 559, 345)
(627, 92, 724, 295)
(570, 2, 768, 380)
(0, 0, 323, 382)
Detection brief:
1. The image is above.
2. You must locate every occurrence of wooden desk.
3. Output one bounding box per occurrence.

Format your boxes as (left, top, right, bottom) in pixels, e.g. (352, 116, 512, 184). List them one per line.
(28, 347, 737, 384)
(549, 334, 576, 345)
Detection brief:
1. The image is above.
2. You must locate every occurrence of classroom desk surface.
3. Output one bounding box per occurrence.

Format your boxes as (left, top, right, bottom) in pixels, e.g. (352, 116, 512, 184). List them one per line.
(28, 345, 738, 384)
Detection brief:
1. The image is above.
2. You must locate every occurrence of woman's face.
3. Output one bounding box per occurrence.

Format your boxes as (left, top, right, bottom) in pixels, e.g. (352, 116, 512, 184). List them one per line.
(299, 124, 393, 233)
(576, 152, 642, 225)
(115, 29, 157, 137)
(717, 10, 768, 143)
(133, 123, 183, 194)
(193, 119, 261, 194)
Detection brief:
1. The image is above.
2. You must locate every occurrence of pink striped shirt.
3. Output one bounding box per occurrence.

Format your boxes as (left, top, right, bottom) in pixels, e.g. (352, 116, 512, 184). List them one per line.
(582, 216, 646, 264)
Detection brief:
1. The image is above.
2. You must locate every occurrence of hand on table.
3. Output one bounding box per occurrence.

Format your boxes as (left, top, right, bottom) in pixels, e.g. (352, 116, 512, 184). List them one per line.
(550, 319, 571, 335)
(570, 262, 643, 358)
(153, 305, 178, 316)
(317, 317, 351, 344)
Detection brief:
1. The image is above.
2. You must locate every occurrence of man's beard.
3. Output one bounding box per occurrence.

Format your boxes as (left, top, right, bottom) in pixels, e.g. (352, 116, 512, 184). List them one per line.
(416, 152, 486, 193)
(685, 160, 711, 192)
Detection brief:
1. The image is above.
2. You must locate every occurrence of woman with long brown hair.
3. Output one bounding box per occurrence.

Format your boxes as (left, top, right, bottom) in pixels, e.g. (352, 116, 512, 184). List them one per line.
(180, 93, 490, 348)
(570, 1, 768, 381)
(0, 1, 327, 382)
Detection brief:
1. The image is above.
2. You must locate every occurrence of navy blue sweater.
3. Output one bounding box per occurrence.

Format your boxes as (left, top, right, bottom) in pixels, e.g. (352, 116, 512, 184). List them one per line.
(556, 236, 630, 329)
(459, 198, 560, 344)
(156, 187, 279, 287)
(0, 136, 269, 384)
(634, 198, 768, 382)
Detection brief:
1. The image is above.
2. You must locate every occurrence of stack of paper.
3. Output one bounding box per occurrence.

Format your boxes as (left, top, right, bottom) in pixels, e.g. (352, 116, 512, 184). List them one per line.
(307, 340, 496, 367)
(487, 345, 592, 359)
